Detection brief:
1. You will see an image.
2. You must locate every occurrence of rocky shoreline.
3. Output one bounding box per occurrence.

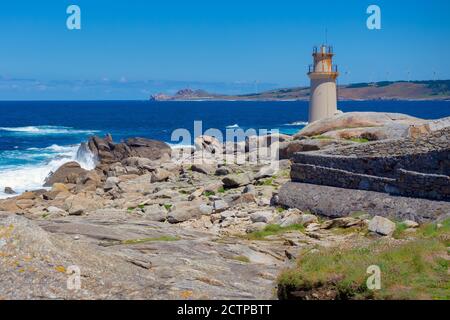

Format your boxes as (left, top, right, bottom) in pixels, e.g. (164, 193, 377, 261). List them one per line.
(1, 112, 449, 299)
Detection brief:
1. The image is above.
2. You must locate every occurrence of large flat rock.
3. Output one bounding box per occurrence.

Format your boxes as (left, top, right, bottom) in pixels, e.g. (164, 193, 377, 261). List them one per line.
(278, 182, 450, 223)
(0, 212, 287, 299)
(295, 112, 424, 139)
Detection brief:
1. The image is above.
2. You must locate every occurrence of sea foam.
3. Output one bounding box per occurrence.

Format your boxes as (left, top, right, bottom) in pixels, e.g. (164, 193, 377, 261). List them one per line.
(283, 121, 309, 126)
(0, 144, 96, 199)
(0, 125, 99, 135)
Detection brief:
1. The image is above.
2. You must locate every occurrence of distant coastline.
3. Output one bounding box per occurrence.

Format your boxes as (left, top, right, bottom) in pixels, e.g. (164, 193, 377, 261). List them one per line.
(150, 80, 450, 102)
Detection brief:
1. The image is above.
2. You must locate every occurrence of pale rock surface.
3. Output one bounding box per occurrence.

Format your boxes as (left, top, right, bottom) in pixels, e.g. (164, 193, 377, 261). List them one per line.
(368, 216, 396, 236)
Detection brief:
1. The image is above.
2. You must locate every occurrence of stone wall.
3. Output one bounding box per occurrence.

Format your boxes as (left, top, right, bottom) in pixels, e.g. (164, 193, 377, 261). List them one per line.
(321, 127, 450, 158)
(293, 149, 449, 177)
(291, 128, 450, 201)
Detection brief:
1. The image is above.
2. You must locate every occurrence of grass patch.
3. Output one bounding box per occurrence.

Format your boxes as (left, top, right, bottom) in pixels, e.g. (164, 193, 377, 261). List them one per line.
(121, 236, 179, 245)
(393, 222, 409, 239)
(232, 255, 250, 263)
(257, 178, 276, 187)
(276, 207, 286, 213)
(347, 138, 370, 143)
(247, 224, 305, 240)
(279, 170, 290, 178)
(331, 225, 368, 236)
(217, 187, 226, 194)
(204, 191, 216, 197)
(419, 218, 450, 241)
(311, 135, 334, 140)
(163, 204, 172, 210)
(394, 218, 450, 242)
(278, 220, 450, 300)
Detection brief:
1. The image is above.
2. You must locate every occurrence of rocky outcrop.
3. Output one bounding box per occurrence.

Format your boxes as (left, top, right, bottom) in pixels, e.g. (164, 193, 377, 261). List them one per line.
(194, 135, 223, 154)
(0, 213, 282, 299)
(222, 173, 253, 188)
(368, 216, 396, 236)
(4, 187, 16, 195)
(44, 162, 88, 187)
(294, 112, 425, 140)
(125, 138, 171, 160)
(279, 139, 352, 159)
(88, 135, 171, 165)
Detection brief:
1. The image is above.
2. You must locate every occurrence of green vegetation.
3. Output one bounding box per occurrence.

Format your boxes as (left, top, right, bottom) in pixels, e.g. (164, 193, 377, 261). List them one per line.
(232, 255, 250, 263)
(204, 191, 216, 197)
(376, 81, 396, 87)
(278, 219, 450, 300)
(128, 203, 153, 212)
(121, 236, 179, 245)
(247, 224, 305, 240)
(163, 204, 172, 210)
(276, 207, 286, 213)
(100, 236, 180, 247)
(346, 82, 371, 89)
(417, 80, 450, 96)
(393, 222, 409, 239)
(311, 135, 334, 140)
(347, 137, 370, 143)
(260, 178, 275, 186)
(331, 225, 368, 236)
(279, 170, 290, 178)
(393, 218, 450, 241)
(217, 187, 226, 194)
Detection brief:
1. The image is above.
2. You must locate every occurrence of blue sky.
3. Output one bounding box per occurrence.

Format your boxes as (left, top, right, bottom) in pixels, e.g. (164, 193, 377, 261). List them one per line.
(0, 0, 449, 99)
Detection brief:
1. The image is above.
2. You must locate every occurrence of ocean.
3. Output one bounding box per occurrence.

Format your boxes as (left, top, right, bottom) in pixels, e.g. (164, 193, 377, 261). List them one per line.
(1, 100, 449, 198)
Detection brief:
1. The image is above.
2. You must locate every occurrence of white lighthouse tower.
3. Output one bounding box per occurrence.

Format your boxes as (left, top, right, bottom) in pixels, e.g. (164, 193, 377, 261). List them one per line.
(308, 45, 339, 123)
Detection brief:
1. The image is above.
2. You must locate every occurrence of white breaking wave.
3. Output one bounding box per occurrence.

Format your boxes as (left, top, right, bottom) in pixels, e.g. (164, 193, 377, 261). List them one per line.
(0, 144, 96, 199)
(226, 124, 240, 129)
(27, 144, 79, 153)
(283, 121, 309, 126)
(0, 125, 99, 135)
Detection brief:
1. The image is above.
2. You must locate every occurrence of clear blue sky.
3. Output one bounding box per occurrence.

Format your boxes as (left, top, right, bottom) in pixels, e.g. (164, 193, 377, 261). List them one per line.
(0, 0, 449, 99)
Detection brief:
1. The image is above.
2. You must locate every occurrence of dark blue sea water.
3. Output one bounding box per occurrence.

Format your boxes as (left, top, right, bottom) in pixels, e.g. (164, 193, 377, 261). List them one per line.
(0, 100, 449, 197)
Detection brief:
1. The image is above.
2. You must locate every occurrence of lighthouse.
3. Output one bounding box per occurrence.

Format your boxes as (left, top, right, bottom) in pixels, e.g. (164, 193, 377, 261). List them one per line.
(308, 45, 339, 123)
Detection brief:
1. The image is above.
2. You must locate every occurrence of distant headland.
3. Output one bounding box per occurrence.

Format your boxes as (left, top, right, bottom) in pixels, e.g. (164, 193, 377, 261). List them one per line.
(150, 80, 450, 102)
